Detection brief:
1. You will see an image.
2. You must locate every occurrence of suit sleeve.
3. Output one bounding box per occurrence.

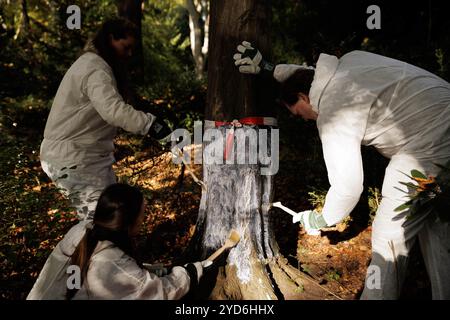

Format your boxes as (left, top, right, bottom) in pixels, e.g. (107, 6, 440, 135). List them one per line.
(317, 86, 370, 226)
(89, 256, 191, 300)
(320, 133, 364, 226)
(85, 69, 155, 135)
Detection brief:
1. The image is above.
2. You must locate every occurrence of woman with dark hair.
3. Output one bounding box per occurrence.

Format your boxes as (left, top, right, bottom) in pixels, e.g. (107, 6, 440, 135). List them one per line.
(40, 18, 171, 221)
(27, 183, 208, 300)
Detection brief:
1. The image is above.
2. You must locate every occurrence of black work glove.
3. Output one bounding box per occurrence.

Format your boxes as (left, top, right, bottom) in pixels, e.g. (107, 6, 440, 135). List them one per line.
(183, 262, 201, 294)
(148, 117, 173, 142)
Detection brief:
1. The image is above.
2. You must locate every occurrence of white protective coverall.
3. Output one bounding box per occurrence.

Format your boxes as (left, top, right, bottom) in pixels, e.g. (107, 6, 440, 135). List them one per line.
(40, 51, 155, 220)
(275, 50, 450, 299)
(27, 221, 191, 300)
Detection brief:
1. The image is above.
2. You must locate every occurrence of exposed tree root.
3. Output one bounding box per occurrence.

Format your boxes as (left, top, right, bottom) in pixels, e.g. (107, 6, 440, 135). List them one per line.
(273, 256, 342, 300)
(210, 256, 277, 300)
(207, 252, 340, 300)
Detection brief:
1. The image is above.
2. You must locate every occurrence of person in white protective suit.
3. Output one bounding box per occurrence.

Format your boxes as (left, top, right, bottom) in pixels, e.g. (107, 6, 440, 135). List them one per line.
(40, 18, 172, 221)
(233, 41, 450, 299)
(27, 183, 210, 300)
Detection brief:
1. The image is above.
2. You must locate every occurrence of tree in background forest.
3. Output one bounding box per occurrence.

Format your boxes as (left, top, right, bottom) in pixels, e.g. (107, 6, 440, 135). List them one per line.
(184, 0, 209, 78)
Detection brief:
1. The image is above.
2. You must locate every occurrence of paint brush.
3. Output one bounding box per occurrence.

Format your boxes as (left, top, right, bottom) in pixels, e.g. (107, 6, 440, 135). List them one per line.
(271, 201, 298, 216)
(272, 202, 321, 235)
(207, 229, 240, 262)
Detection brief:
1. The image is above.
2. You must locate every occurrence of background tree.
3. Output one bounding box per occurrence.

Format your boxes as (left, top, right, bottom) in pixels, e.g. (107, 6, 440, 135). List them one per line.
(19, 0, 30, 36)
(184, 0, 209, 78)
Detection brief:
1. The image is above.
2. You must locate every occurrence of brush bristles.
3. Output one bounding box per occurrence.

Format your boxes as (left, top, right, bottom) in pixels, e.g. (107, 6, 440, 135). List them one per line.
(229, 230, 240, 244)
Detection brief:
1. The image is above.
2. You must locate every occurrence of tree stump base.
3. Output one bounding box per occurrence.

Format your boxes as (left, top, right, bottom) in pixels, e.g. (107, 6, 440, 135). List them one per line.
(186, 125, 338, 300)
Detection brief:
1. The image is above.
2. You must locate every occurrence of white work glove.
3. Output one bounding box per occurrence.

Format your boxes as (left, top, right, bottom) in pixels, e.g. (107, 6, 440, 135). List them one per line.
(233, 41, 275, 75)
(292, 210, 327, 236)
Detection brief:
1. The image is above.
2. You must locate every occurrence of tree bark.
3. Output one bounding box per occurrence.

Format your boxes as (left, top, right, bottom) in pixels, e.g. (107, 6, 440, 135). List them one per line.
(117, 0, 144, 83)
(185, 0, 332, 300)
(205, 0, 275, 120)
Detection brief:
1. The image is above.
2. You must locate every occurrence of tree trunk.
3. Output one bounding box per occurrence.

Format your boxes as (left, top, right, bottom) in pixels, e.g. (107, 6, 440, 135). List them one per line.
(205, 0, 275, 120)
(117, 0, 144, 83)
(186, 0, 332, 300)
(21, 0, 30, 32)
(185, 0, 209, 78)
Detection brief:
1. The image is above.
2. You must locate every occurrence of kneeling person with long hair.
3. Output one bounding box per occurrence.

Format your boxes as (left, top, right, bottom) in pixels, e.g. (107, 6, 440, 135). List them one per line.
(28, 183, 207, 300)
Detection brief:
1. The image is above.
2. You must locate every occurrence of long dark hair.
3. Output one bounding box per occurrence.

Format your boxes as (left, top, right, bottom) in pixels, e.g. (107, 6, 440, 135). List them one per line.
(66, 183, 144, 300)
(90, 18, 138, 100)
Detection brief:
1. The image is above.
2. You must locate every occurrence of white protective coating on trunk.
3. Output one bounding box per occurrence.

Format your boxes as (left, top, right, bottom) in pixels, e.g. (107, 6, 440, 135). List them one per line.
(198, 125, 278, 283)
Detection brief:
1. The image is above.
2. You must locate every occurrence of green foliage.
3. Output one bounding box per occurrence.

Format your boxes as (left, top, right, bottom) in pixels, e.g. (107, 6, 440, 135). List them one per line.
(411, 169, 428, 180)
(294, 283, 304, 293)
(325, 269, 342, 282)
(137, 69, 205, 133)
(135, 1, 206, 133)
(0, 0, 117, 97)
(307, 186, 381, 227)
(141, 0, 191, 88)
(368, 187, 381, 223)
(307, 188, 327, 212)
(300, 263, 312, 274)
(395, 164, 450, 222)
(307, 188, 352, 229)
